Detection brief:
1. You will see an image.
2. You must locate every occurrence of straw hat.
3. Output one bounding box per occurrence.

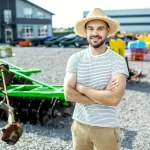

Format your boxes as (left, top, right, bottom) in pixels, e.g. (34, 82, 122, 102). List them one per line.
(74, 8, 120, 37)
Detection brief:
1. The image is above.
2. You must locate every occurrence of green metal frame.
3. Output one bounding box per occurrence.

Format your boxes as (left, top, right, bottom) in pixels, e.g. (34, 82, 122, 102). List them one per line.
(0, 59, 41, 76)
(0, 59, 69, 106)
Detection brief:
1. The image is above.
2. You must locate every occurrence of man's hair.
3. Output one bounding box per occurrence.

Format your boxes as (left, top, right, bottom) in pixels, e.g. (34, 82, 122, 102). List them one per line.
(85, 20, 110, 29)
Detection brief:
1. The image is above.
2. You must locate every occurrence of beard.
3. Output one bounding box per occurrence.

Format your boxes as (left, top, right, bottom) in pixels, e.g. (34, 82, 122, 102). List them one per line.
(88, 35, 106, 48)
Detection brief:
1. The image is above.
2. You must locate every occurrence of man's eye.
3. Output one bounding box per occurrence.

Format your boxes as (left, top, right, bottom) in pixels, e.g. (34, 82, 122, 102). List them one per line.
(99, 28, 104, 30)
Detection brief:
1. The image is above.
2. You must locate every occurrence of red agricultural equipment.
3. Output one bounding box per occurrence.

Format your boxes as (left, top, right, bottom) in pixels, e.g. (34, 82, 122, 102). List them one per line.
(125, 56, 142, 81)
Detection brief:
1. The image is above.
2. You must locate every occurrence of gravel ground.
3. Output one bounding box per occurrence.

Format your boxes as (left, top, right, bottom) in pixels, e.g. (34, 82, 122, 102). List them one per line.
(0, 47, 150, 150)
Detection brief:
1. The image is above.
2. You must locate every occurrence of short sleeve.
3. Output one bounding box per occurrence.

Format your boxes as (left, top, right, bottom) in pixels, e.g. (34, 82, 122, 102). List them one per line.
(112, 55, 129, 77)
(66, 54, 78, 73)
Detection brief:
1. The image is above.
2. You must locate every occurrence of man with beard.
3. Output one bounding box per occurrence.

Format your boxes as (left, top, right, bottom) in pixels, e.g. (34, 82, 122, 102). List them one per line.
(64, 8, 129, 150)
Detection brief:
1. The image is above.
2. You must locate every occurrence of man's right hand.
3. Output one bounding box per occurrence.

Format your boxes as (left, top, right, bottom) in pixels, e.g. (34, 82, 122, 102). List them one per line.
(105, 79, 119, 91)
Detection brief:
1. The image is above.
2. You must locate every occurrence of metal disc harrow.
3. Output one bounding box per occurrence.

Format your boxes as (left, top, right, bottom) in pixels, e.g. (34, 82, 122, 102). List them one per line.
(3, 97, 65, 126)
(0, 59, 72, 127)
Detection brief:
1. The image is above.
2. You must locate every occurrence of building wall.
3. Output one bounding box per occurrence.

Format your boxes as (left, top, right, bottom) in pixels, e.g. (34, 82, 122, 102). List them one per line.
(16, 18, 51, 24)
(112, 17, 150, 24)
(83, 8, 150, 33)
(0, 0, 54, 42)
(120, 25, 150, 33)
(15, 0, 53, 39)
(0, 0, 17, 42)
(0, 0, 16, 23)
(84, 8, 150, 17)
(104, 8, 150, 16)
(0, 18, 1, 39)
(17, 24, 52, 38)
(16, 0, 52, 19)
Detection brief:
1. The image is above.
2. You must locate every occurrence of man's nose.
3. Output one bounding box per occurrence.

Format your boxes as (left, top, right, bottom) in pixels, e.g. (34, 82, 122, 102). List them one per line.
(92, 30, 99, 36)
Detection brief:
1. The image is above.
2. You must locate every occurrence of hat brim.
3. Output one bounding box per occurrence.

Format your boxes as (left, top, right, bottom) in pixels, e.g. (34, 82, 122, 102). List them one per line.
(74, 17, 120, 37)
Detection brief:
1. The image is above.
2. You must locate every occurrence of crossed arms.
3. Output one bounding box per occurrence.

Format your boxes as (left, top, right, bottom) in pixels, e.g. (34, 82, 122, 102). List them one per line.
(64, 72, 127, 106)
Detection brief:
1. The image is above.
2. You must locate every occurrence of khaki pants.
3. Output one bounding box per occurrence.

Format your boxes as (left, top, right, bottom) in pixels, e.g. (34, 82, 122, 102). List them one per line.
(71, 121, 121, 150)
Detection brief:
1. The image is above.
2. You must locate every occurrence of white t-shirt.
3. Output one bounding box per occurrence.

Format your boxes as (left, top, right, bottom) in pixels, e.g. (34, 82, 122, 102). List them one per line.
(66, 48, 129, 127)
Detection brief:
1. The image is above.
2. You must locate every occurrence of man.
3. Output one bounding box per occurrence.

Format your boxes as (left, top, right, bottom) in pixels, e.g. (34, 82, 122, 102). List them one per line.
(64, 8, 129, 150)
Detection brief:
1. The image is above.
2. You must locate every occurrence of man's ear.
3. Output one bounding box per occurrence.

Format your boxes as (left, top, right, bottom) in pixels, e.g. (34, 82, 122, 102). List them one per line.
(107, 27, 110, 34)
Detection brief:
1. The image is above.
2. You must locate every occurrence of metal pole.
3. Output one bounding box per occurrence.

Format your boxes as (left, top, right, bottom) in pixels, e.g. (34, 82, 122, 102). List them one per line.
(1, 68, 10, 105)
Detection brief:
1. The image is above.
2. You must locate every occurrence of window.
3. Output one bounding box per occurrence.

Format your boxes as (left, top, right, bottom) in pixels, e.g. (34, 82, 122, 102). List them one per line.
(4, 10, 12, 23)
(22, 26, 34, 38)
(38, 26, 48, 37)
(24, 8, 33, 18)
(37, 12, 44, 19)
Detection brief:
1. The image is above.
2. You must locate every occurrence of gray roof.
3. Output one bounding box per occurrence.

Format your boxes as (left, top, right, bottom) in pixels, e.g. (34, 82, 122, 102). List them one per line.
(22, 0, 55, 15)
(84, 8, 150, 17)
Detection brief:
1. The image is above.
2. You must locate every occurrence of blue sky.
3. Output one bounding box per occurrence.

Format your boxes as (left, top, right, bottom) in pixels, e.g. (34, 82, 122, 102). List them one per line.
(29, 0, 150, 28)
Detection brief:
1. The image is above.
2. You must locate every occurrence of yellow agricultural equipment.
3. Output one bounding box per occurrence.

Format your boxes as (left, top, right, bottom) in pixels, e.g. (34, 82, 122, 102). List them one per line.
(109, 39, 142, 80)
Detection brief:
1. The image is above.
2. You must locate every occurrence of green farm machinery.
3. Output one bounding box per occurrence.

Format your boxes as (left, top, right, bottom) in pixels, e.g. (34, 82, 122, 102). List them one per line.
(0, 59, 71, 127)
